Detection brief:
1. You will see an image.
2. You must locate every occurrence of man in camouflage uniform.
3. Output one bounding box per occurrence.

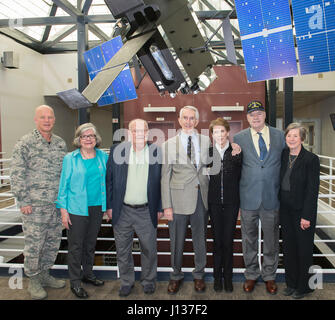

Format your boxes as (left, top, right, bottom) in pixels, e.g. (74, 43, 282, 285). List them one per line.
(10, 105, 67, 299)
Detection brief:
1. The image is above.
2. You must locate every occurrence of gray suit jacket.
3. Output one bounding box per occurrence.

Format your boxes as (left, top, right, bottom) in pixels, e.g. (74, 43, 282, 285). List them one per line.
(233, 126, 285, 211)
(161, 133, 211, 214)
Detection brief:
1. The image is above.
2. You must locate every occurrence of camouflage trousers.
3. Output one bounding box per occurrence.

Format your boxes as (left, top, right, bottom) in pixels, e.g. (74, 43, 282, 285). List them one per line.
(21, 205, 62, 277)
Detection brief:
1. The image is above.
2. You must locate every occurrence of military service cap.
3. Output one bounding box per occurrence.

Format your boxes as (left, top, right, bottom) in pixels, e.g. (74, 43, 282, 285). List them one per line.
(246, 101, 265, 113)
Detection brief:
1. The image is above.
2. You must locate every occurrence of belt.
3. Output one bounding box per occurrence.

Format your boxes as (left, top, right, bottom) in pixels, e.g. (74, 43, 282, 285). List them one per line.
(123, 202, 148, 209)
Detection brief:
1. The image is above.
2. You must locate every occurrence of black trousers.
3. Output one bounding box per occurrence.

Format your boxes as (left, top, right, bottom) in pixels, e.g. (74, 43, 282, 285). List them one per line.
(280, 191, 316, 294)
(67, 206, 104, 287)
(209, 203, 239, 281)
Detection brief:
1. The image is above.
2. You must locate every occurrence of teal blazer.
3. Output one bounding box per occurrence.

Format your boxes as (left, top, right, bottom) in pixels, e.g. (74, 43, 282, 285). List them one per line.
(56, 148, 108, 216)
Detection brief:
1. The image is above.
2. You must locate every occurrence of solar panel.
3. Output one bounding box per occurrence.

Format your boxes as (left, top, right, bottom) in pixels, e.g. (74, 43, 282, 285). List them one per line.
(83, 36, 137, 106)
(291, 0, 335, 75)
(235, 0, 298, 82)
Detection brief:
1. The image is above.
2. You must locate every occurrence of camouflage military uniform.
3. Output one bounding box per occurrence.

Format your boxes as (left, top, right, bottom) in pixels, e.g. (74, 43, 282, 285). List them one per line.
(10, 129, 67, 277)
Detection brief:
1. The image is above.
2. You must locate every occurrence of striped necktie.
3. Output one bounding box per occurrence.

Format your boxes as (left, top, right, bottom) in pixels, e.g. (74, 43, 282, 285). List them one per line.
(257, 132, 267, 161)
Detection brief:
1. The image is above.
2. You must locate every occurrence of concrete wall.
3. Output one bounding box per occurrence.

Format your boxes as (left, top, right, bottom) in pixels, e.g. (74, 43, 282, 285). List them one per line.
(279, 69, 335, 92)
(0, 34, 44, 157)
(90, 107, 115, 150)
(43, 97, 115, 152)
(43, 53, 78, 95)
(123, 65, 265, 141)
(294, 95, 335, 157)
(319, 96, 335, 158)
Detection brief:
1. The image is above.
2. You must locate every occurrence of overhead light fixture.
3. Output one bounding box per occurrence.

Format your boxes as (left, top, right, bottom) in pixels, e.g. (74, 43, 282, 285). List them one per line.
(211, 106, 244, 112)
(143, 106, 176, 112)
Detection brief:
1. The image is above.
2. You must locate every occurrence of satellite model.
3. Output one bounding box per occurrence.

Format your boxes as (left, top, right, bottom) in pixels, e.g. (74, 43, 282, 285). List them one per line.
(57, 0, 217, 109)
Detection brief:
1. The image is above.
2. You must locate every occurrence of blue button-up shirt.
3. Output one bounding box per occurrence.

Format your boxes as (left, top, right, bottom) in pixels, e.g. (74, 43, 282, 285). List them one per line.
(56, 148, 108, 216)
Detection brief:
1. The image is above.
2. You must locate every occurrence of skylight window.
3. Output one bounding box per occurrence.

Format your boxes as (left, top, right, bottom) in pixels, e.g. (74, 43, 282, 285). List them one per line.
(0, 0, 241, 63)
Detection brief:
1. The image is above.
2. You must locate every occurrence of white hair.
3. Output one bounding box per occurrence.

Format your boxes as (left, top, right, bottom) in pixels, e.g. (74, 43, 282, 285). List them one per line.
(179, 106, 199, 120)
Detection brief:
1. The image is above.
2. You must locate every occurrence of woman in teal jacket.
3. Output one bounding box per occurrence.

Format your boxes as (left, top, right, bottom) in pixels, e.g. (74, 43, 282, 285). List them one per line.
(56, 123, 108, 299)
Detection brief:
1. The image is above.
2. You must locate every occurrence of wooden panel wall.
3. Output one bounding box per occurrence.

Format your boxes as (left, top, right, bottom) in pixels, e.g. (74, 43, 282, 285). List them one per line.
(123, 65, 265, 139)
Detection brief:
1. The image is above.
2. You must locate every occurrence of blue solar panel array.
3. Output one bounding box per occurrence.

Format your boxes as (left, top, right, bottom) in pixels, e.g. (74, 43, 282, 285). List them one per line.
(83, 36, 137, 106)
(291, 0, 335, 75)
(235, 0, 298, 82)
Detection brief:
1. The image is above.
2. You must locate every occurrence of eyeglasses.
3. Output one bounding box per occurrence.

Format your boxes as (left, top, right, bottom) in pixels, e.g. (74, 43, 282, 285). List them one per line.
(80, 134, 96, 140)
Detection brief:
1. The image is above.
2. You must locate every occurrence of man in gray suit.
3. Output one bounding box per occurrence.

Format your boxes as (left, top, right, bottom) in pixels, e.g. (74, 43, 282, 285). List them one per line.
(161, 106, 211, 294)
(234, 101, 285, 295)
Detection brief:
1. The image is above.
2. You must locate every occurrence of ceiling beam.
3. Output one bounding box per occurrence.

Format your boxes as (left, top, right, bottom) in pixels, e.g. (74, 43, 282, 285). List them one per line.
(196, 10, 237, 20)
(42, 25, 77, 48)
(198, 0, 217, 11)
(223, 0, 235, 9)
(51, 0, 81, 17)
(39, 40, 103, 53)
(77, 0, 84, 10)
(42, 3, 58, 43)
(0, 11, 235, 28)
(88, 24, 110, 41)
(202, 20, 244, 61)
(82, 0, 93, 15)
(0, 15, 117, 28)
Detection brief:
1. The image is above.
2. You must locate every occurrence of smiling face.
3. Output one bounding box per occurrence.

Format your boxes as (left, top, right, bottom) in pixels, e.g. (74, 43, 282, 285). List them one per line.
(79, 128, 96, 151)
(286, 128, 303, 153)
(247, 110, 266, 132)
(129, 119, 149, 149)
(178, 108, 199, 134)
(212, 125, 229, 147)
(34, 106, 55, 135)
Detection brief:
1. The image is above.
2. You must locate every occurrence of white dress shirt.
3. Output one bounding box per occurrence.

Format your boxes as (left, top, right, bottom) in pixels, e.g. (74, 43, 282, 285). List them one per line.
(180, 130, 200, 167)
(250, 125, 270, 157)
(215, 141, 230, 160)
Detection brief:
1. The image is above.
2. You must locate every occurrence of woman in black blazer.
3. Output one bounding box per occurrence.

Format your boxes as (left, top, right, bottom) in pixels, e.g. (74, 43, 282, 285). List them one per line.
(208, 118, 242, 292)
(279, 123, 320, 299)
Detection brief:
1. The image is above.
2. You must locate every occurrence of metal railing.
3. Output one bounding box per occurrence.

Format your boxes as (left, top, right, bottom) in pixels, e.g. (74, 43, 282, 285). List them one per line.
(0, 154, 335, 276)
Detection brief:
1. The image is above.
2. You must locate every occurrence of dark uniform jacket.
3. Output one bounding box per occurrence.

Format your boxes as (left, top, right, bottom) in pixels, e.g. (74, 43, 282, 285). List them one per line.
(208, 144, 242, 206)
(279, 146, 320, 221)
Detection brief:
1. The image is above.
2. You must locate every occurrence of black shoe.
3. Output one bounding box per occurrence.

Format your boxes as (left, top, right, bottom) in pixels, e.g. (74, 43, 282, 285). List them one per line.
(71, 286, 89, 299)
(82, 276, 104, 286)
(119, 285, 134, 297)
(224, 279, 233, 293)
(143, 284, 155, 295)
(292, 290, 313, 300)
(283, 287, 295, 296)
(214, 279, 223, 292)
(292, 291, 306, 299)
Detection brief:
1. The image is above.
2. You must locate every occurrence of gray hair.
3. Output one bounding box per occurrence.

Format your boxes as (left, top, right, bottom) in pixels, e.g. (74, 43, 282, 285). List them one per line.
(73, 122, 102, 148)
(285, 122, 307, 142)
(179, 105, 199, 121)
